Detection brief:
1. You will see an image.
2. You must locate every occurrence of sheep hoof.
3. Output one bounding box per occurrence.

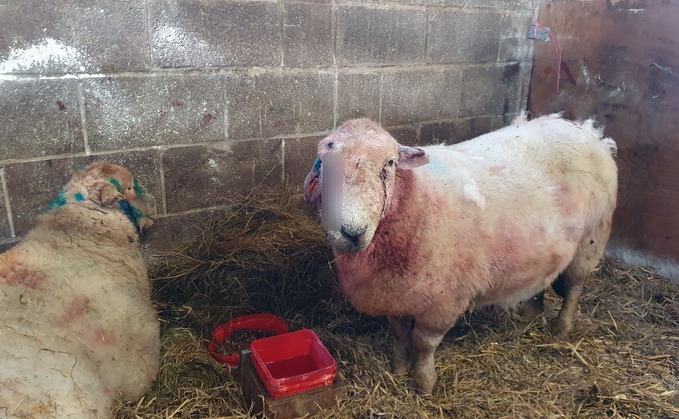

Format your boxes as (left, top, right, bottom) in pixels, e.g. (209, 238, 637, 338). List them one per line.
(391, 357, 411, 375)
(413, 369, 437, 395)
(549, 316, 574, 337)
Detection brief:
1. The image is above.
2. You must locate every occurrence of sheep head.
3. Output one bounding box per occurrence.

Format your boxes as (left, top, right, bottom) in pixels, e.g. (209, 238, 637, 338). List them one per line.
(51, 162, 157, 233)
(304, 119, 429, 254)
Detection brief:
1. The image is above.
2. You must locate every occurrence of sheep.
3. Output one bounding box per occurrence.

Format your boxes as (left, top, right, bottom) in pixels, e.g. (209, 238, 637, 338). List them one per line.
(0, 162, 161, 418)
(303, 113, 618, 393)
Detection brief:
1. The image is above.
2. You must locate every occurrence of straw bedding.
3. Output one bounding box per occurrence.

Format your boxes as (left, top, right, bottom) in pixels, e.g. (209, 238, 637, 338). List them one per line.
(114, 192, 679, 418)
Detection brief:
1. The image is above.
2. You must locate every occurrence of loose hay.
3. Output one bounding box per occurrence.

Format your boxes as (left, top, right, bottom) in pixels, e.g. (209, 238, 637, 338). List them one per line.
(115, 191, 679, 418)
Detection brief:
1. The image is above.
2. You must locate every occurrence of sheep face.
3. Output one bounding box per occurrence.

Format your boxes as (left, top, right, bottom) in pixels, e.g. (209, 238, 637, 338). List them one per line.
(304, 119, 429, 254)
(64, 162, 157, 232)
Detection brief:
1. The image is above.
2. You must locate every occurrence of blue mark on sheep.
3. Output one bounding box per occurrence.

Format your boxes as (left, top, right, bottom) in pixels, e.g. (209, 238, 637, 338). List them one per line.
(133, 177, 147, 200)
(47, 190, 67, 211)
(312, 158, 322, 173)
(118, 200, 143, 233)
(422, 155, 455, 181)
(46, 190, 87, 211)
(109, 178, 123, 194)
(44, 182, 144, 234)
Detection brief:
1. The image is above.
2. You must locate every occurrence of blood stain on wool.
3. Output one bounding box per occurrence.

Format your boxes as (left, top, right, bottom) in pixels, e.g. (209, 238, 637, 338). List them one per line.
(60, 297, 91, 324)
(0, 265, 47, 289)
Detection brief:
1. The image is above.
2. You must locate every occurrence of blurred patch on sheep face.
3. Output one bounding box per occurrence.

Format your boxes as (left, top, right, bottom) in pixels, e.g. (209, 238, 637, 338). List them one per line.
(321, 151, 343, 232)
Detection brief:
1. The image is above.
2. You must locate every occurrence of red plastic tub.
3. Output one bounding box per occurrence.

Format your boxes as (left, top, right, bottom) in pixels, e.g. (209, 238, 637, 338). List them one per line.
(250, 329, 337, 399)
(208, 313, 288, 368)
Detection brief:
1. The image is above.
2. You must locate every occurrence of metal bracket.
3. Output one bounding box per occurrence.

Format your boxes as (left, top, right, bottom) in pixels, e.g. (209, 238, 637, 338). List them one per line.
(527, 24, 551, 41)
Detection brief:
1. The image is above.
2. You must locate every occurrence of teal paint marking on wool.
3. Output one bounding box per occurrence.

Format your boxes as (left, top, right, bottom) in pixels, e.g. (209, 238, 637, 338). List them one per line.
(74, 192, 85, 202)
(133, 177, 146, 199)
(118, 200, 143, 233)
(313, 158, 322, 173)
(47, 190, 67, 211)
(109, 178, 123, 194)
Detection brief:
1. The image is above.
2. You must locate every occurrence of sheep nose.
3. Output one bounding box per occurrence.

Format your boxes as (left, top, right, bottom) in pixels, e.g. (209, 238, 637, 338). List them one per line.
(340, 225, 366, 246)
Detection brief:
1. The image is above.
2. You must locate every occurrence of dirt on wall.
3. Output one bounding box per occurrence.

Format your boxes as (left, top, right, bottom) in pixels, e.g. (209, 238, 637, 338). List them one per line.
(528, 0, 679, 268)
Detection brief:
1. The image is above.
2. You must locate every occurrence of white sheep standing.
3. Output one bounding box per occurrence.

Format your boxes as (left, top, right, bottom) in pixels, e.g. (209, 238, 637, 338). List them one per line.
(304, 113, 618, 393)
(0, 162, 161, 418)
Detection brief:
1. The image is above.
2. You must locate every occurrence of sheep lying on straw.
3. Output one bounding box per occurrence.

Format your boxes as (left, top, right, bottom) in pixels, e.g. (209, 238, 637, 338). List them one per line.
(304, 113, 618, 393)
(0, 162, 160, 418)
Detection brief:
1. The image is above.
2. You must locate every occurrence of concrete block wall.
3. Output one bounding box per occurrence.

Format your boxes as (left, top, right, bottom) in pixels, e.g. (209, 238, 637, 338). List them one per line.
(0, 0, 535, 249)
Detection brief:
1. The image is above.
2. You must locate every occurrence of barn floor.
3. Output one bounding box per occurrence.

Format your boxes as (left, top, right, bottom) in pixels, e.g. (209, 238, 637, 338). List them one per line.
(114, 194, 679, 419)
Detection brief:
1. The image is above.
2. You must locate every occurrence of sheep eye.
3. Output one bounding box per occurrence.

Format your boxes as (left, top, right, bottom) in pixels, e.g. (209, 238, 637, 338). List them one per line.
(327, 142, 334, 149)
(380, 161, 394, 182)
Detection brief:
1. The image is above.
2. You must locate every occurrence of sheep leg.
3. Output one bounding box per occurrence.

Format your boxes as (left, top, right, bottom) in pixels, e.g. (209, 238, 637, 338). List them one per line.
(551, 223, 610, 336)
(387, 316, 414, 375)
(550, 271, 583, 336)
(411, 323, 446, 394)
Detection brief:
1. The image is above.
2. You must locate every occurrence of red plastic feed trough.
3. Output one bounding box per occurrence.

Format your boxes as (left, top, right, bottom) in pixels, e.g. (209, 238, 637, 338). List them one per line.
(208, 313, 288, 368)
(250, 329, 337, 399)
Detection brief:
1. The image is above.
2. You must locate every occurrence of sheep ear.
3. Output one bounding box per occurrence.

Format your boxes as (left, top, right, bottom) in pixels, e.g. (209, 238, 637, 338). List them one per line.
(99, 182, 124, 207)
(398, 146, 430, 170)
(304, 168, 322, 206)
